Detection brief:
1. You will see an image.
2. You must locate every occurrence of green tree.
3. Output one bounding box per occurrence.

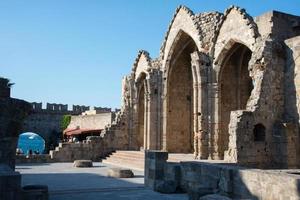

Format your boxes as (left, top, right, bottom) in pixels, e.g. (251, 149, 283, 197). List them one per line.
(61, 115, 71, 131)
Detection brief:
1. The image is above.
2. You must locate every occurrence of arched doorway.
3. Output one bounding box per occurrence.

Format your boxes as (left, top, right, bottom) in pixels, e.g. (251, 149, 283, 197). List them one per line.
(17, 132, 45, 155)
(137, 73, 147, 150)
(218, 42, 253, 157)
(165, 32, 196, 153)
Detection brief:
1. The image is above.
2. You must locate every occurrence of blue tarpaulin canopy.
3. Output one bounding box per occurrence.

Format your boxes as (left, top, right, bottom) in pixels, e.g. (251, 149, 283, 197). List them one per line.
(18, 132, 45, 155)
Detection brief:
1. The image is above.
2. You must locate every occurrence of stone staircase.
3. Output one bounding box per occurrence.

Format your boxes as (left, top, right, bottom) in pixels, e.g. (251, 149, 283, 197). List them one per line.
(102, 151, 145, 171)
(102, 150, 195, 171)
(49, 139, 103, 162)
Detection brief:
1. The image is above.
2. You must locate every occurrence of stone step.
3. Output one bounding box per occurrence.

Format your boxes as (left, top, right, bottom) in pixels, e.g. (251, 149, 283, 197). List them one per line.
(115, 150, 144, 155)
(103, 157, 144, 167)
(104, 153, 144, 162)
(105, 154, 144, 161)
(168, 153, 194, 162)
(111, 151, 144, 158)
(104, 156, 144, 165)
(102, 151, 194, 171)
(102, 150, 145, 171)
(102, 159, 144, 171)
(55, 147, 60, 151)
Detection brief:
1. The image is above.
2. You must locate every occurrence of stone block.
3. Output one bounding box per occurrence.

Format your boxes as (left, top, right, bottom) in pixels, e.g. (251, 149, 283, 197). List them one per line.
(154, 180, 177, 194)
(22, 185, 48, 200)
(164, 162, 181, 184)
(73, 160, 93, 168)
(0, 165, 22, 200)
(218, 168, 233, 194)
(145, 150, 168, 160)
(187, 185, 215, 200)
(107, 168, 134, 178)
(148, 168, 164, 179)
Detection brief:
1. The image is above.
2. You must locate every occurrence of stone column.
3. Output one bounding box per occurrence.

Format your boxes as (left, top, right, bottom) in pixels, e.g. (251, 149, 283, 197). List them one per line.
(191, 52, 209, 159)
(209, 82, 220, 159)
(143, 78, 149, 150)
(125, 74, 136, 150)
(145, 70, 161, 150)
(191, 63, 199, 158)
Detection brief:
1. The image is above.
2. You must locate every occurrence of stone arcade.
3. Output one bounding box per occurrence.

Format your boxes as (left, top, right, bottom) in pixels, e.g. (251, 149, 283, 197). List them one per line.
(116, 5, 300, 169)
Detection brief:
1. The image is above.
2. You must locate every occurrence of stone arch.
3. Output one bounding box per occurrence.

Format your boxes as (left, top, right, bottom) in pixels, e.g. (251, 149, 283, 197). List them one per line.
(136, 72, 147, 150)
(132, 51, 152, 150)
(214, 39, 252, 82)
(217, 42, 253, 158)
(213, 6, 258, 68)
(160, 6, 205, 69)
(163, 31, 198, 153)
(132, 50, 151, 82)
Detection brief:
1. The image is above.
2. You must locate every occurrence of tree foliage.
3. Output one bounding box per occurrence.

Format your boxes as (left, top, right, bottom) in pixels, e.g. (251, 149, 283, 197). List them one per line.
(61, 115, 71, 131)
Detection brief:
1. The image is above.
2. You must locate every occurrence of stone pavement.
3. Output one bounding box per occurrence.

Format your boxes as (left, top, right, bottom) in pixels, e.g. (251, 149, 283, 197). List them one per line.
(16, 162, 188, 200)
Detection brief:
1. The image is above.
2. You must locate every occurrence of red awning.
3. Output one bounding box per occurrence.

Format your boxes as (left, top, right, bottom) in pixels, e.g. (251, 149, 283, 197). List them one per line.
(63, 128, 102, 136)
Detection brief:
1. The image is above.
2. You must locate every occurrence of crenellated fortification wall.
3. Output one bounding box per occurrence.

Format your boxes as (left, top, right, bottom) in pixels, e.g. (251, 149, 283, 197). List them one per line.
(22, 102, 116, 152)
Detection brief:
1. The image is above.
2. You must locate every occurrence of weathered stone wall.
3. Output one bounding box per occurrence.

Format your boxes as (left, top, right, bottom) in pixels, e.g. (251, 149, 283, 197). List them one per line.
(22, 112, 64, 151)
(285, 36, 300, 122)
(145, 151, 300, 200)
(224, 10, 300, 168)
(49, 138, 104, 162)
(67, 112, 113, 130)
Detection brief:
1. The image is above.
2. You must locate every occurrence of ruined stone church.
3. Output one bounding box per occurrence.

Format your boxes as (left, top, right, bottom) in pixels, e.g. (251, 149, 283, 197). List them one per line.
(114, 5, 300, 169)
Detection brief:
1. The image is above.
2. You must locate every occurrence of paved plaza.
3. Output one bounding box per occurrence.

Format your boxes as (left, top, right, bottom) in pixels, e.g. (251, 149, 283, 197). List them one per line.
(16, 162, 188, 200)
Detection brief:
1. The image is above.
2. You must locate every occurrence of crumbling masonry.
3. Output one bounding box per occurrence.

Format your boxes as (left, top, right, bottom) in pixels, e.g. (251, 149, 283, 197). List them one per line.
(111, 5, 300, 169)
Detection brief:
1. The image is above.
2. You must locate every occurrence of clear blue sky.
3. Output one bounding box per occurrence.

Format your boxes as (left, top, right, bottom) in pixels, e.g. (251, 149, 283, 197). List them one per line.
(1, 0, 299, 109)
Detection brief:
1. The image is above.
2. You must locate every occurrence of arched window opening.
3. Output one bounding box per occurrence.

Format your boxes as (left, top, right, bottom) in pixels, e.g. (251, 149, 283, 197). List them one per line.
(253, 123, 266, 142)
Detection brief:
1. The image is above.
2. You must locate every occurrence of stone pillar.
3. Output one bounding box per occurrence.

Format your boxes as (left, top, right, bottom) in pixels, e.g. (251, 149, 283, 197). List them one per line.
(146, 70, 161, 150)
(0, 99, 31, 169)
(127, 75, 136, 150)
(191, 63, 199, 158)
(143, 78, 148, 150)
(209, 82, 220, 159)
(0, 77, 31, 200)
(144, 150, 168, 189)
(191, 51, 209, 159)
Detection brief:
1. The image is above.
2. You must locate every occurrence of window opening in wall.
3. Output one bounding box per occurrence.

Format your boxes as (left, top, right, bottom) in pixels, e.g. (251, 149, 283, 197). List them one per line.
(253, 123, 266, 142)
